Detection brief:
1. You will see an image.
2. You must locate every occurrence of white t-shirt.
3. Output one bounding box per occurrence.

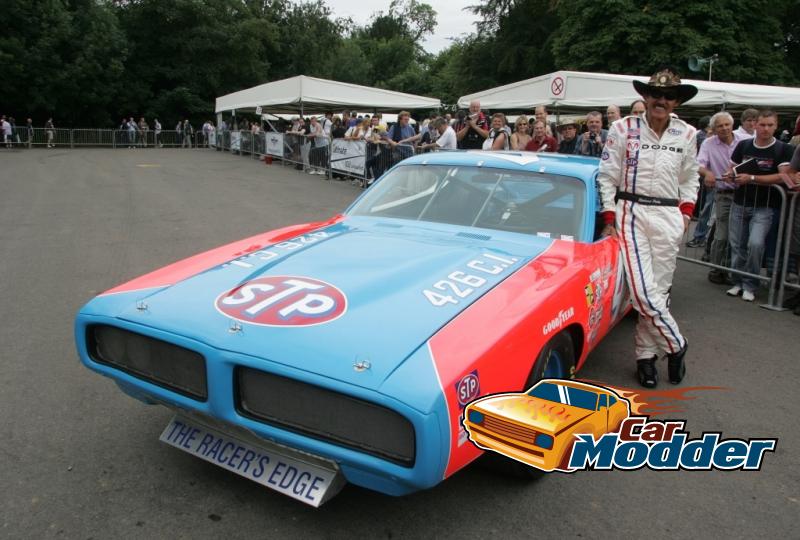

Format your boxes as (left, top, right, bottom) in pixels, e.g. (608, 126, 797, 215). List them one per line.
(734, 126, 754, 140)
(2, 121, 11, 135)
(344, 126, 361, 138)
(436, 126, 457, 150)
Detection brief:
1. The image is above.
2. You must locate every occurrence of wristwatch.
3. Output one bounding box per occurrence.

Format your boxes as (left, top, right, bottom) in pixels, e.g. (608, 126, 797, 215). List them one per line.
(750, 175, 755, 182)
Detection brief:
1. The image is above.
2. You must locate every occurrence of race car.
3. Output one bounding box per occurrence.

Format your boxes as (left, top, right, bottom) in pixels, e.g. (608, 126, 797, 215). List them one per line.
(75, 150, 630, 506)
(463, 379, 631, 472)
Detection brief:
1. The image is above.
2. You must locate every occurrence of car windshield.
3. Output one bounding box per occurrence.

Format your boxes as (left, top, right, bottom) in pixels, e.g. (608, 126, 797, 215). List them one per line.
(348, 165, 586, 239)
(527, 382, 598, 411)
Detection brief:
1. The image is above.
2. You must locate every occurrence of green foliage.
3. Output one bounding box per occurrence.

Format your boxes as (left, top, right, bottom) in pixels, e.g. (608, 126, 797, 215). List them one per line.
(2, 0, 798, 126)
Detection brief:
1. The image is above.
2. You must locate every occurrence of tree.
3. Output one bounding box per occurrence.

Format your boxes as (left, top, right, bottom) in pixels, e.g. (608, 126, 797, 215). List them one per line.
(550, 0, 796, 85)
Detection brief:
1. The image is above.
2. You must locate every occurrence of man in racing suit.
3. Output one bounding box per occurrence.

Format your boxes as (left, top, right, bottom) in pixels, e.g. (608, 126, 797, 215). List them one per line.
(598, 68, 699, 388)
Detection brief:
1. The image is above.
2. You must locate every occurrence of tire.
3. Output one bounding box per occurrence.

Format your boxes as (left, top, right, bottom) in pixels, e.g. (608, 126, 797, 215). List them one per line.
(483, 332, 576, 480)
(524, 332, 575, 390)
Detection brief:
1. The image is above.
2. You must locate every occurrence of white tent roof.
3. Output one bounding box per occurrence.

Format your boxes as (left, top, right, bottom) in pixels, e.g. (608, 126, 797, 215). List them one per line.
(458, 70, 800, 112)
(216, 75, 440, 114)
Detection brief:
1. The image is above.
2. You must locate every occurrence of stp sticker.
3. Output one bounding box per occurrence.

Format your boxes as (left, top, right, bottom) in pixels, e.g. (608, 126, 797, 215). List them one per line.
(215, 276, 347, 327)
(456, 370, 480, 408)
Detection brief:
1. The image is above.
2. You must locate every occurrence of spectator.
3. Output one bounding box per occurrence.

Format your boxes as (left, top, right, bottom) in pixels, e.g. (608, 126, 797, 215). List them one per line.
(696, 115, 711, 150)
(692, 112, 743, 285)
(202, 120, 213, 147)
(456, 100, 489, 149)
(138, 117, 149, 147)
(182, 119, 193, 148)
(525, 120, 557, 152)
(557, 120, 580, 154)
(2, 116, 11, 148)
(784, 146, 800, 314)
(734, 108, 758, 139)
(535, 106, 557, 139)
(9, 117, 20, 146)
(630, 99, 646, 117)
(606, 105, 622, 126)
(417, 116, 440, 151)
(345, 118, 369, 140)
(790, 113, 800, 146)
(26, 118, 33, 148)
(127, 117, 137, 148)
(726, 110, 794, 302)
(305, 116, 327, 175)
(365, 117, 388, 180)
(154, 118, 162, 147)
(45, 118, 55, 148)
(386, 110, 416, 163)
(347, 111, 358, 128)
(574, 111, 607, 157)
(331, 116, 346, 139)
(510, 115, 532, 150)
(432, 117, 457, 150)
(482, 112, 510, 150)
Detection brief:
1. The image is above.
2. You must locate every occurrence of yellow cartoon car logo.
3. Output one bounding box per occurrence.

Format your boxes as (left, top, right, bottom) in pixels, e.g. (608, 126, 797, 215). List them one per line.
(463, 379, 631, 472)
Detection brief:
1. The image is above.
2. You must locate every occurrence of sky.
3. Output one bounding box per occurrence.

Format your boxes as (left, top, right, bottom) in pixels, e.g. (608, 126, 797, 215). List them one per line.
(322, 0, 480, 54)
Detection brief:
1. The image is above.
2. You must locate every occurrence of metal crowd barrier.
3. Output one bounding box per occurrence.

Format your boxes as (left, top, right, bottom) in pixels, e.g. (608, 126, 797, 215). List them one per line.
(678, 183, 793, 310)
(775, 191, 800, 310)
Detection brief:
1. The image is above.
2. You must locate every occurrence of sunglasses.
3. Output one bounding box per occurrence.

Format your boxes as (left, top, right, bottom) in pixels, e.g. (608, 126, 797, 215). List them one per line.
(647, 89, 679, 101)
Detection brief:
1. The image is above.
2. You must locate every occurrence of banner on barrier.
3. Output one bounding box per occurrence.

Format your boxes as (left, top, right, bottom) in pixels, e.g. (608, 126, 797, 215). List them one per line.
(331, 139, 365, 176)
(267, 132, 284, 157)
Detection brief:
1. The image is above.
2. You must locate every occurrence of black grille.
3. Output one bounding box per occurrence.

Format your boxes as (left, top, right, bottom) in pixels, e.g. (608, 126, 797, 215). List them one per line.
(236, 367, 415, 466)
(87, 325, 207, 401)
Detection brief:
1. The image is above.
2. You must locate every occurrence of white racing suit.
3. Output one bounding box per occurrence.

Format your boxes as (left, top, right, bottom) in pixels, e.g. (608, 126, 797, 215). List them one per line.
(598, 115, 699, 359)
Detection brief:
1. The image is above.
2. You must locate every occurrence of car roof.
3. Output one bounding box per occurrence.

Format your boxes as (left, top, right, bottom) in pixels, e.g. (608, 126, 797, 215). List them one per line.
(535, 379, 612, 395)
(398, 151, 600, 186)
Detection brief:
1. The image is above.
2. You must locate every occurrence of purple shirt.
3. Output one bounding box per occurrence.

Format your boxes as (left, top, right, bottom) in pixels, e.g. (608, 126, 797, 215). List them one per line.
(697, 132, 743, 190)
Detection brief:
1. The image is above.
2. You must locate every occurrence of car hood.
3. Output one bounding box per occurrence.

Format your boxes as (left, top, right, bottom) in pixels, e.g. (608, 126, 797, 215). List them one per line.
(475, 394, 595, 434)
(109, 218, 552, 390)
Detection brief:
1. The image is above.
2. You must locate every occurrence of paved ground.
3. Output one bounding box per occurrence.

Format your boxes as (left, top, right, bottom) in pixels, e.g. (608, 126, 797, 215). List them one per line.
(1, 148, 797, 539)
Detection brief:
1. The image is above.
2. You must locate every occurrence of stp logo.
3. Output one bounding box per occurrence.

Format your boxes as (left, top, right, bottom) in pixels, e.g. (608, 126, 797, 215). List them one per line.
(215, 276, 347, 327)
(456, 370, 480, 408)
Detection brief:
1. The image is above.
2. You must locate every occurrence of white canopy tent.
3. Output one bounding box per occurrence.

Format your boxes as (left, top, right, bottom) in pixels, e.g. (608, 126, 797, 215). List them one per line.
(458, 70, 800, 114)
(216, 75, 440, 115)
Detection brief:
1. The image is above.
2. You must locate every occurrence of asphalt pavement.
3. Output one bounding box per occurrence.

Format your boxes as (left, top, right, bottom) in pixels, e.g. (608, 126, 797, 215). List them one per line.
(0, 148, 797, 539)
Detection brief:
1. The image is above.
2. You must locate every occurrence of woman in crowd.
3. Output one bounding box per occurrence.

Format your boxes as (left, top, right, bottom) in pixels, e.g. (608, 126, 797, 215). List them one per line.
(482, 112, 510, 150)
(510, 115, 532, 150)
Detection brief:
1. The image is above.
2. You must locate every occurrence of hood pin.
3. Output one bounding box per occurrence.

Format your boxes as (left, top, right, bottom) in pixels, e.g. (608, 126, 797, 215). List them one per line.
(228, 320, 243, 334)
(353, 360, 371, 373)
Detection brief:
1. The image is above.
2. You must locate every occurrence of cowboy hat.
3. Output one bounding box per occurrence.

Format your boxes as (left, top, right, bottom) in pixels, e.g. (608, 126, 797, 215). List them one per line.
(633, 69, 698, 104)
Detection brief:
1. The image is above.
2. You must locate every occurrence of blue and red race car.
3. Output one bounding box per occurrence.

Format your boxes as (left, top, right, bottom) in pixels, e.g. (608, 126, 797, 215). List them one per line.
(75, 150, 629, 506)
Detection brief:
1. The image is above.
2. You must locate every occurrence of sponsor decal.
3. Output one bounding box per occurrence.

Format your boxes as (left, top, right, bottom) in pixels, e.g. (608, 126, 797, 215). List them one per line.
(606, 137, 614, 147)
(215, 276, 347, 327)
(455, 370, 480, 408)
(627, 128, 640, 137)
(542, 307, 575, 335)
(222, 231, 332, 270)
(601, 150, 610, 160)
(462, 380, 776, 473)
(584, 284, 595, 307)
(668, 128, 682, 135)
(625, 158, 639, 167)
(640, 144, 684, 153)
(626, 140, 640, 153)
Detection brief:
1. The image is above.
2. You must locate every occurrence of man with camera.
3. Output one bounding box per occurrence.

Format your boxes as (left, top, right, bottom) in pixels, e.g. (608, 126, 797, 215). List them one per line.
(575, 111, 607, 157)
(456, 100, 489, 150)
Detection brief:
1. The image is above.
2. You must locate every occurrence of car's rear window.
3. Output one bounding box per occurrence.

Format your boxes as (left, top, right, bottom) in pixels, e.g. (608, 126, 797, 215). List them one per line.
(348, 165, 586, 239)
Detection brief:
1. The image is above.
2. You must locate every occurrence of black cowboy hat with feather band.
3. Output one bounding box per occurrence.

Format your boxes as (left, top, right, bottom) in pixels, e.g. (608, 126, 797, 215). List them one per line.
(633, 69, 699, 104)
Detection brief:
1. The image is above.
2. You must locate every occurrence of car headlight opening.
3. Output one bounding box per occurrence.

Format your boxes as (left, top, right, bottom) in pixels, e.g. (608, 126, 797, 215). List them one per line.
(236, 367, 416, 467)
(87, 324, 208, 400)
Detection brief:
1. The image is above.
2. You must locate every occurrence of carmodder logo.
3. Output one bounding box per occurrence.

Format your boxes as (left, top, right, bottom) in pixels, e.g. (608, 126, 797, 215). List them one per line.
(462, 379, 777, 473)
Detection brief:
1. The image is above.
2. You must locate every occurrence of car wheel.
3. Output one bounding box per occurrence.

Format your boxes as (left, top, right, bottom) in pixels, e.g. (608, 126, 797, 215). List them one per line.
(525, 332, 575, 389)
(482, 332, 576, 480)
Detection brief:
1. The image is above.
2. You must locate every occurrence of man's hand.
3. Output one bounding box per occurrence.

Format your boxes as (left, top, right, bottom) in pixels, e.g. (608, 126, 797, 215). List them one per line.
(703, 170, 716, 188)
(683, 214, 691, 232)
(601, 224, 616, 238)
(734, 173, 753, 185)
